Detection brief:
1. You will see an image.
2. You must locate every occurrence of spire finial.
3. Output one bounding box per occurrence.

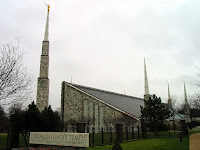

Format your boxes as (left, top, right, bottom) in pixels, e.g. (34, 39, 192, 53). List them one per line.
(144, 58, 149, 95)
(44, 3, 50, 13)
(44, 4, 50, 41)
(48, 5, 50, 13)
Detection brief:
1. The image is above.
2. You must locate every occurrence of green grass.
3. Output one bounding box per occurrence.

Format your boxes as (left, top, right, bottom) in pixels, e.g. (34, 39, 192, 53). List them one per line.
(93, 130, 179, 146)
(0, 133, 29, 149)
(19, 133, 30, 148)
(0, 133, 8, 149)
(86, 130, 200, 150)
(93, 132, 140, 146)
(0, 130, 199, 150)
(86, 138, 189, 150)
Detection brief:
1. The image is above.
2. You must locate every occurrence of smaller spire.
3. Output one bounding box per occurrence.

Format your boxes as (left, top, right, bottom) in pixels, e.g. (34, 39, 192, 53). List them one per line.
(184, 82, 191, 123)
(44, 4, 50, 41)
(144, 58, 149, 95)
(184, 82, 188, 104)
(184, 82, 190, 114)
(168, 82, 172, 107)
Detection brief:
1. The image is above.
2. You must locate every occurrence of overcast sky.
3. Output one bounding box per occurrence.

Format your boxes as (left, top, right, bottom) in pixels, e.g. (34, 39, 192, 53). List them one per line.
(1, 0, 200, 110)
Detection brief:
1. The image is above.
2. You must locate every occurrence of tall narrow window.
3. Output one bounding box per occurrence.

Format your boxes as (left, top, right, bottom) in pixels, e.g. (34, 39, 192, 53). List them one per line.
(89, 102, 94, 133)
(95, 105, 99, 134)
(84, 100, 88, 120)
(100, 107, 104, 128)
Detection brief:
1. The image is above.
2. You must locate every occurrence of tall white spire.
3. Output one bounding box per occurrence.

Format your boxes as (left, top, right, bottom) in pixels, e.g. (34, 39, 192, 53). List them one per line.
(36, 5, 50, 112)
(44, 5, 50, 41)
(144, 58, 149, 95)
(168, 82, 172, 107)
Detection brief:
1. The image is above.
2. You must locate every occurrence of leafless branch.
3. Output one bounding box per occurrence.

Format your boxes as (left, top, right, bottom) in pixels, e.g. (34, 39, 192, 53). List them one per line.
(0, 44, 34, 106)
(190, 92, 200, 109)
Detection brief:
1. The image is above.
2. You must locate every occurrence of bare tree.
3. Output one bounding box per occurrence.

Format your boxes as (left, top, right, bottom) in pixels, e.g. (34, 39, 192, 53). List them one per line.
(0, 44, 33, 106)
(55, 107, 61, 116)
(67, 118, 78, 132)
(104, 116, 111, 133)
(110, 115, 123, 127)
(122, 114, 135, 128)
(196, 68, 200, 88)
(190, 93, 200, 109)
(84, 116, 93, 133)
(170, 95, 179, 109)
(8, 102, 23, 115)
(192, 68, 200, 109)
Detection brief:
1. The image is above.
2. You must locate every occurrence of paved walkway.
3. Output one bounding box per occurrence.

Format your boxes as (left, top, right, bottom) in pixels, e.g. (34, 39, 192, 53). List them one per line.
(190, 133, 200, 150)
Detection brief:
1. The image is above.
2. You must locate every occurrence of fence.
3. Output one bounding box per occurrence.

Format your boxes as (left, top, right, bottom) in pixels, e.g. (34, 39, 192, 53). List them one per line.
(146, 130, 180, 139)
(92, 126, 141, 146)
(0, 127, 182, 149)
(0, 133, 7, 150)
(0, 132, 29, 150)
(90, 127, 180, 146)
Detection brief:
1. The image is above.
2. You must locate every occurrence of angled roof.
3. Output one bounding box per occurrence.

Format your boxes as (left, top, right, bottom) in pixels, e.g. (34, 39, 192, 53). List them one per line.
(67, 83, 144, 118)
(165, 104, 185, 121)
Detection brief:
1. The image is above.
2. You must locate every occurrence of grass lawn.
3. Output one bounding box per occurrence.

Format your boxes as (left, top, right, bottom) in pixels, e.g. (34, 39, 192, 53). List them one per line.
(0, 130, 199, 150)
(86, 130, 200, 150)
(0, 133, 8, 149)
(0, 133, 29, 149)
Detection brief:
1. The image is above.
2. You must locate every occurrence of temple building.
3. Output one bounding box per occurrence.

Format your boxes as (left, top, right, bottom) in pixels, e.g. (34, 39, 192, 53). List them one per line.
(61, 82, 144, 133)
(36, 6, 190, 133)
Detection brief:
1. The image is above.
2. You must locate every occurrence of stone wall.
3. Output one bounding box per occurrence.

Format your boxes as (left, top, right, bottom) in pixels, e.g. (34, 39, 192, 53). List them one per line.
(36, 78, 49, 111)
(36, 41, 50, 112)
(61, 82, 138, 133)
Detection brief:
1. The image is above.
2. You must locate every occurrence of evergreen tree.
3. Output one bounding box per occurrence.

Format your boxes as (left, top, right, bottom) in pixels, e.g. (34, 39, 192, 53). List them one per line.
(9, 105, 24, 148)
(41, 105, 62, 131)
(141, 94, 171, 135)
(23, 101, 42, 132)
(9, 101, 62, 134)
(0, 106, 8, 132)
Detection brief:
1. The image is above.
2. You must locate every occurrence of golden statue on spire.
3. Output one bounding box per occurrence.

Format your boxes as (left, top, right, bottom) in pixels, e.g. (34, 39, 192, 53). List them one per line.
(44, 3, 50, 13)
(48, 5, 50, 13)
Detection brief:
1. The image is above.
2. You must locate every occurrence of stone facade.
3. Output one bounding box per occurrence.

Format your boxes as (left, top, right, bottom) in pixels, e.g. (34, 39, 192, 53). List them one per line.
(61, 82, 139, 133)
(36, 41, 50, 112)
(144, 94, 150, 102)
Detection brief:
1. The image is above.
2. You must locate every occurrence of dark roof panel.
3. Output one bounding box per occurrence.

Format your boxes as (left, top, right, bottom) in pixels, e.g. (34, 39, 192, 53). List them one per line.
(69, 83, 144, 118)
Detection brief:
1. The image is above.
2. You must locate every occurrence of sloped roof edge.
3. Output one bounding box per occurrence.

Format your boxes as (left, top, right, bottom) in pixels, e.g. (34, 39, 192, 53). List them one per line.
(64, 82, 140, 121)
(68, 82, 144, 101)
(165, 103, 185, 120)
